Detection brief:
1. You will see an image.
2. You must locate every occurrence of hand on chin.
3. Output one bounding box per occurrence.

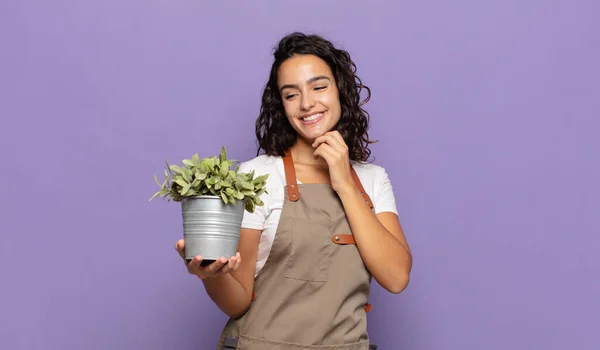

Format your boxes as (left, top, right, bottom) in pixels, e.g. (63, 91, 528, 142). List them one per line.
(311, 131, 354, 193)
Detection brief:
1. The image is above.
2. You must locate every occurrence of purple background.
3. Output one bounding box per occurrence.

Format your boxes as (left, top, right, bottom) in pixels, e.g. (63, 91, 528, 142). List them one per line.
(1, 1, 599, 349)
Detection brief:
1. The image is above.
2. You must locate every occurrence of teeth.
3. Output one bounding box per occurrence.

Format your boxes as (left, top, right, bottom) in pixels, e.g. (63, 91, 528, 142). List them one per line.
(302, 113, 323, 121)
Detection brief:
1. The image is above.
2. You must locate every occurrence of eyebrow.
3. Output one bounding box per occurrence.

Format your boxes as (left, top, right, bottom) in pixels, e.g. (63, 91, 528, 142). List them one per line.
(280, 76, 331, 92)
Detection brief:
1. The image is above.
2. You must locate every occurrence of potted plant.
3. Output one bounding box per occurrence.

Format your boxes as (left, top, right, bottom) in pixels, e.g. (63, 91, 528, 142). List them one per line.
(150, 146, 268, 265)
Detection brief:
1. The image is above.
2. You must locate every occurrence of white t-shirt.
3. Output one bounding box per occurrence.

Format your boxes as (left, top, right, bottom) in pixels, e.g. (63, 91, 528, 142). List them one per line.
(237, 154, 399, 277)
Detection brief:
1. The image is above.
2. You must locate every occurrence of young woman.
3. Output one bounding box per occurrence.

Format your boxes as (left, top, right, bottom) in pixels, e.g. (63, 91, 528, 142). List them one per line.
(175, 32, 412, 350)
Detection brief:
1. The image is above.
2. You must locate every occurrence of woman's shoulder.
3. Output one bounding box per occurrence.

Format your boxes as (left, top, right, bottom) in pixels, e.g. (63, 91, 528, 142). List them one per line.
(352, 160, 398, 215)
(238, 154, 281, 173)
(351, 160, 389, 181)
(238, 154, 285, 188)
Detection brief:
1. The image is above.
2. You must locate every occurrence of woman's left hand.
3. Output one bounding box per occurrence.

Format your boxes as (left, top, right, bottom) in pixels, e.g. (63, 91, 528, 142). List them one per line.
(312, 131, 355, 194)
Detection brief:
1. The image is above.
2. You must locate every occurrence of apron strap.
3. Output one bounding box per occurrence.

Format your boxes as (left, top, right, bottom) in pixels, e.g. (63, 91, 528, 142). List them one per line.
(283, 150, 300, 202)
(282, 150, 374, 208)
(350, 167, 374, 209)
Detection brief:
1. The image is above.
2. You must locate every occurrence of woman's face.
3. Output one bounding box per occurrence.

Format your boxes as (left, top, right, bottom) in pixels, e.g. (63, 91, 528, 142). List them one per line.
(277, 54, 342, 143)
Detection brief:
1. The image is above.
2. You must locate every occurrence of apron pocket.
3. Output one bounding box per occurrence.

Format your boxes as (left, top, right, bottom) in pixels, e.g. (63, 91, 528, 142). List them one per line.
(285, 218, 333, 282)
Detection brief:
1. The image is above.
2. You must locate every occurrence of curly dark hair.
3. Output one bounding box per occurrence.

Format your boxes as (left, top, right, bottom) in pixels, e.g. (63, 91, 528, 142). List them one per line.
(255, 32, 376, 162)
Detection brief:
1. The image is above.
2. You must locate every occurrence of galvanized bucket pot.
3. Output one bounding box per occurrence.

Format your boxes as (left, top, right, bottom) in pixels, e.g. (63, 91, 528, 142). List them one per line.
(181, 196, 244, 263)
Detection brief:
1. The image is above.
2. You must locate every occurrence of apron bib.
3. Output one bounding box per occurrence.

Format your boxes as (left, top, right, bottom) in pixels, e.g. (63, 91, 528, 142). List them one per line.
(217, 151, 378, 350)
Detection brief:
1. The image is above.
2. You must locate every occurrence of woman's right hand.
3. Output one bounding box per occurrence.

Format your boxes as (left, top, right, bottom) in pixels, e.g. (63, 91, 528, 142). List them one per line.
(175, 239, 241, 280)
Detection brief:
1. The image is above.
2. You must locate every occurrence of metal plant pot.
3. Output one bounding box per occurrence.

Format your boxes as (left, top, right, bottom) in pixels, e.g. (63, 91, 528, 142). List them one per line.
(181, 196, 244, 265)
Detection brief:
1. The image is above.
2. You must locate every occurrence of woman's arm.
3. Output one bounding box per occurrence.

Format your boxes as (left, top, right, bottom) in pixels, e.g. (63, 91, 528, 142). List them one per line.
(335, 185, 412, 294)
(176, 227, 261, 318)
(312, 131, 412, 294)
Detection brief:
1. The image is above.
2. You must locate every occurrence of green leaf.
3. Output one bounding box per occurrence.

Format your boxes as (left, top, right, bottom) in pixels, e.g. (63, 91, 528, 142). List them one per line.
(207, 176, 218, 185)
(221, 179, 232, 188)
(169, 164, 183, 175)
(241, 189, 255, 196)
(200, 161, 210, 173)
(174, 178, 188, 187)
(226, 193, 234, 202)
(219, 146, 227, 163)
(234, 179, 243, 190)
(220, 163, 229, 177)
(221, 192, 228, 204)
(181, 167, 191, 181)
(165, 160, 174, 174)
(253, 174, 269, 183)
(241, 179, 253, 190)
(149, 190, 161, 201)
(181, 184, 191, 196)
(202, 157, 215, 171)
(245, 199, 256, 213)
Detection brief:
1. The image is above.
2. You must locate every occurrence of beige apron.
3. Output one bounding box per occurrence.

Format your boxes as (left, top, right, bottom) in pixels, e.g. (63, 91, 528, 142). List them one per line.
(217, 151, 378, 350)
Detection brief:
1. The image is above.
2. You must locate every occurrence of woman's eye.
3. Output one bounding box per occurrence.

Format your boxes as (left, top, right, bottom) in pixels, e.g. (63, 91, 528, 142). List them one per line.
(315, 86, 326, 91)
(284, 94, 297, 100)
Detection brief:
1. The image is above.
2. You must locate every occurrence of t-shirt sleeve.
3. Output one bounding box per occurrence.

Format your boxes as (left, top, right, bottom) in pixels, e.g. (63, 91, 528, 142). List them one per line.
(373, 166, 399, 216)
(237, 161, 268, 230)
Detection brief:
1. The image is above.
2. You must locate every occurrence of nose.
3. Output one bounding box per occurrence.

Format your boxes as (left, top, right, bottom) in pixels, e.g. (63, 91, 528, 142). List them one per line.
(300, 93, 315, 111)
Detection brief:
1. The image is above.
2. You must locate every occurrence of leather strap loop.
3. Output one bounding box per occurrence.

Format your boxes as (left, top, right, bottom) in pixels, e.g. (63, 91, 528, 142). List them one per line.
(332, 234, 356, 245)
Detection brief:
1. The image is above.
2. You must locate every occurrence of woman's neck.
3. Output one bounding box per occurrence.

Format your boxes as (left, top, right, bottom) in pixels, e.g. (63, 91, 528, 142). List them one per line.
(289, 138, 328, 167)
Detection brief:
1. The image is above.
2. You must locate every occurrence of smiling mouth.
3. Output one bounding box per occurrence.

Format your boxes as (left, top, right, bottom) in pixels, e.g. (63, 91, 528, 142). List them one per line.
(300, 112, 325, 124)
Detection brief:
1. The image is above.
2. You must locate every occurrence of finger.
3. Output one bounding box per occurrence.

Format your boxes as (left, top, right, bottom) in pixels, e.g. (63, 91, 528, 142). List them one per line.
(227, 255, 237, 269)
(329, 131, 348, 150)
(218, 256, 237, 275)
(314, 133, 346, 153)
(316, 131, 343, 145)
(187, 255, 203, 273)
(322, 131, 345, 148)
(234, 252, 242, 271)
(175, 239, 186, 260)
(312, 133, 333, 148)
(312, 138, 324, 150)
(175, 239, 185, 252)
(206, 257, 228, 274)
(313, 143, 339, 162)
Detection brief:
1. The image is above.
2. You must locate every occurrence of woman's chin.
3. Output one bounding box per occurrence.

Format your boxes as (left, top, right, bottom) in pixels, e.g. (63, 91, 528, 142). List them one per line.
(298, 133, 324, 145)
